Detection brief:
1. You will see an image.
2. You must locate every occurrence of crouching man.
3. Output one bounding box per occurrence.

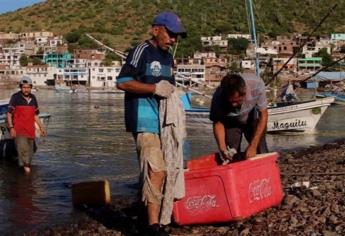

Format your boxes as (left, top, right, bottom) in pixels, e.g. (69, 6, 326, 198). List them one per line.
(210, 73, 268, 162)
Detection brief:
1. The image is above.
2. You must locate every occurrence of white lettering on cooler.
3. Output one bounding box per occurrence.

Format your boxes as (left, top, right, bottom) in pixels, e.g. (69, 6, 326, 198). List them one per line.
(185, 194, 218, 210)
(248, 178, 272, 203)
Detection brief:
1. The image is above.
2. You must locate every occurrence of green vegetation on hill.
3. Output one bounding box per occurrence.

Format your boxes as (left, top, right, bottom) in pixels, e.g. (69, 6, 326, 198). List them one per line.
(0, 0, 344, 57)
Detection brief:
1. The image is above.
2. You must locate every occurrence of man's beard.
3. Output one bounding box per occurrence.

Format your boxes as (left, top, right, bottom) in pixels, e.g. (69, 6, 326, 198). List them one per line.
(228, 106, 241, 117)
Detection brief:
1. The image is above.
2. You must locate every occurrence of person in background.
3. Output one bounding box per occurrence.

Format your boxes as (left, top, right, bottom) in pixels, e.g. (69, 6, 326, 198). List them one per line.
(210, 73, 268, 162)
(7, 76, 46, 174)
(116, 11, 186, 235)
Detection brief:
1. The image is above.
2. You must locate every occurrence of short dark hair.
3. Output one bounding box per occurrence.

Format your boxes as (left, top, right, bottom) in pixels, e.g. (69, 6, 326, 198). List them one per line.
(220, 73, 246, 98)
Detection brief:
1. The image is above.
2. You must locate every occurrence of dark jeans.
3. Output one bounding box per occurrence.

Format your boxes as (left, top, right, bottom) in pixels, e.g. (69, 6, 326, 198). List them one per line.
(225, 108, 268, 160)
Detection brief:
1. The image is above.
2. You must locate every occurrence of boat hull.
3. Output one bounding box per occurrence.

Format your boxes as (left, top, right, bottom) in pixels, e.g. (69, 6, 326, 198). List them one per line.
(185, 97, 334, 132)
(267, 98, 334, 132)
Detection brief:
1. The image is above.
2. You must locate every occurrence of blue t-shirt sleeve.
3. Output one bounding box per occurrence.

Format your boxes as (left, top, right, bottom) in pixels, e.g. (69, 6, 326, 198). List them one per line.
(117, 44, 146, 84)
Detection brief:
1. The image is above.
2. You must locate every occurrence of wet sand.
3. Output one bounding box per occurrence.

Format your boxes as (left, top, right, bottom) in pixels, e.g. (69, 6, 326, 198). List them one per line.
(22, 140, 345, 236)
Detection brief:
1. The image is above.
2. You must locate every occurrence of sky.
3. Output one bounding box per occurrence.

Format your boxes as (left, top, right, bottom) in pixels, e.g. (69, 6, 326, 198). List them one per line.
(0, 0, 45, 14)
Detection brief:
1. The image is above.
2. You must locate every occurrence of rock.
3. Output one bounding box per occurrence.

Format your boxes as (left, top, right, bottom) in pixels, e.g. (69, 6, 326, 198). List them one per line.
(285, 195, 300, 207)
(216, 226, 229, 234)
(322, 231, 338, 236)
(239, 228, 250, 236)
(311, 189, 322, 197)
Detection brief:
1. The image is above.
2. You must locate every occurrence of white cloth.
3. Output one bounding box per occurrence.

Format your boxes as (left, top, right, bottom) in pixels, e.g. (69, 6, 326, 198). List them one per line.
(159, 91, 186, 225)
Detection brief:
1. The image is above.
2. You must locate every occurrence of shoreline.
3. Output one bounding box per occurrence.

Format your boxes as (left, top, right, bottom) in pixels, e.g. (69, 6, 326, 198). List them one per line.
(21, 139, 345, 236)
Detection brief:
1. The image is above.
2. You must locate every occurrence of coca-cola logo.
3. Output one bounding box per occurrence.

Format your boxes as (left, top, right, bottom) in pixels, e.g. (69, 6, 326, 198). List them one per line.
(248, 178, 272, 203)
(185, 194, 218, 210)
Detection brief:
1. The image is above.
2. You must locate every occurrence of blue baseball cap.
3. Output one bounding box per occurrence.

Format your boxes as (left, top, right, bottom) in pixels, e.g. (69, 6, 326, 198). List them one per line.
(152, 11, 187, 38)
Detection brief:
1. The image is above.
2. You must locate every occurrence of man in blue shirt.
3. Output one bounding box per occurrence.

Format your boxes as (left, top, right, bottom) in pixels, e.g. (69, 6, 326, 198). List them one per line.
(116, 11, 186, 234)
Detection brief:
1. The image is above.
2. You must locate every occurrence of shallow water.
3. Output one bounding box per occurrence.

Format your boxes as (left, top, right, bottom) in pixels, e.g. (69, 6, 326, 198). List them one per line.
(0, 89, 344, 234)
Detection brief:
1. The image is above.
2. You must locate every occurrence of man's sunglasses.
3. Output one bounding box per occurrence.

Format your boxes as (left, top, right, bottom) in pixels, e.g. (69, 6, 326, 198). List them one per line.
(164, 27, 179, 39)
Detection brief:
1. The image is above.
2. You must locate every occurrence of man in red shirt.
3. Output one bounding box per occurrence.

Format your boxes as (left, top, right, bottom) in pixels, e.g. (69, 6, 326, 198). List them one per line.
(7, 76, 46, 174)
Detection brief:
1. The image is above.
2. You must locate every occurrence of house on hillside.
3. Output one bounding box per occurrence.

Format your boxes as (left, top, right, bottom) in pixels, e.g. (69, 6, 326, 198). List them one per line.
(44, 52, 72, 68)
(228, 34, 251, 40)
(47, 67, 89, 86)
(273, 36, 298, 57)
(25, 64, 56, 86)
(297, 57, 322, 72)
(272, 58, 297, 72)
(302, 39, 332, 58)
(89, 66, 121, 88)
(0, 64, 24, 77)
(19, 31, 54, 40)
(73, 49, 105, 67)
(200, 36, 228, 48)
(0, 46, 24, 67)
(331, 33, 345, 41)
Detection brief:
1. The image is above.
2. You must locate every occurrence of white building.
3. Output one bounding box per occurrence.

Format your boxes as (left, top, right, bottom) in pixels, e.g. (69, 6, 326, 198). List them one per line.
(0, 46, 24, 67)
(25, 65, 56, 86)
(193, 51, 216, 59)
(175, 64, 205, 82)
(256, 47, 278, 55)
(302, 39, 332, 58)
(0, 32, 19, 41)
(331, 33, 345, 41)
(201, 36, 228, 48)
(89, 66, 121, 88)
(73, 49, 106, 68)
(49, 36, 64, 47)
(0, 64, 24, 77)
(228, 34, 251, 40)
(241, 59, 255, 70)
(19, 31, 54, 40)
(35, 36, 49, 46)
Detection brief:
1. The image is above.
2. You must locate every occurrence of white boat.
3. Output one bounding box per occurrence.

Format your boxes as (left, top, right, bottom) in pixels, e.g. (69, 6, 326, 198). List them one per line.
(181, 93, 334, 132)
(267, 97, 334, 132)
(55, 84, 77, 93)
(317, 92, 345, 105)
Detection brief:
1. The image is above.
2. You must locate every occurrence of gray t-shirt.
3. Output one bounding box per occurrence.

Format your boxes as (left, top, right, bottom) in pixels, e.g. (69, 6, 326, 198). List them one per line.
(210, 73, 267, 125)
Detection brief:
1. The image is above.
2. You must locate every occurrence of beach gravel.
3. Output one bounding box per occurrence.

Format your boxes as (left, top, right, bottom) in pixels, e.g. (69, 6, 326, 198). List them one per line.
(26, 140, 345, 236)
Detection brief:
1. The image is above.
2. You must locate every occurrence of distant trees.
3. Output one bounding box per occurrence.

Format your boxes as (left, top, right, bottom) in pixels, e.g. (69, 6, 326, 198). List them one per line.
(65, 31, 82, 44)
(19, 54, 28, 66)
(314, 48, 333, 68)
(65, 30, 98, 52)
(228, 38, 249, 55)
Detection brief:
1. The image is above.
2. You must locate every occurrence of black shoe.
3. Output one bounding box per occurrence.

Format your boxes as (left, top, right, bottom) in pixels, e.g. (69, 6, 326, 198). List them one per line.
(143, 223, 169, 236)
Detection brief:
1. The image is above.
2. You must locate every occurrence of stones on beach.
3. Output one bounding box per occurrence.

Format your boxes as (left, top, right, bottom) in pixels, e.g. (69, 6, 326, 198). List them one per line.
(29, 141, 345, 235)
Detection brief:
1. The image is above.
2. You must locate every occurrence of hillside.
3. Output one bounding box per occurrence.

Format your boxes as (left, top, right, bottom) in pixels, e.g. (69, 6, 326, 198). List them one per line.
(0, 0, 344, 56)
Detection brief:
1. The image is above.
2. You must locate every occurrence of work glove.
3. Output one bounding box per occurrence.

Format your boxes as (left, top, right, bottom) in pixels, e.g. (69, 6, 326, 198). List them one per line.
(220, 147, 237, 165)
(154, 80, 175, 98)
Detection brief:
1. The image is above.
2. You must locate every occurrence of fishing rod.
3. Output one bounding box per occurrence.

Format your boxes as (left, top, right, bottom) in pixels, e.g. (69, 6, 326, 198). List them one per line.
(85, 34, 127, 59)
(265, 3, 338, 86)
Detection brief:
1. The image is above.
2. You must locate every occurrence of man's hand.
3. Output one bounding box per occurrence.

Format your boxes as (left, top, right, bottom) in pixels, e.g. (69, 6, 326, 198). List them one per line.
(9, 128, 16, 138)
(40, 127, 47, 137)
(220, 147, 237, 164)
(245, 144, 257, 159)
(154, 80, 174, 98)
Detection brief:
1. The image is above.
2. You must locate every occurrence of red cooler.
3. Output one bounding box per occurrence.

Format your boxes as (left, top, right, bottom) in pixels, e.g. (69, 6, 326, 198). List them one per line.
(173, 152, 283, 225)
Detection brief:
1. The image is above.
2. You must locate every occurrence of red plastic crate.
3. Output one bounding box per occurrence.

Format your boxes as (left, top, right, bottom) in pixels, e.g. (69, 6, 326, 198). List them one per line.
(173, 152, 283, 225)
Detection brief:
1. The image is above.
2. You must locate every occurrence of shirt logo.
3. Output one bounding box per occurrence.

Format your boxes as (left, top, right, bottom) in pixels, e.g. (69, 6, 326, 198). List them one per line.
(150, 61, 162, 77)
